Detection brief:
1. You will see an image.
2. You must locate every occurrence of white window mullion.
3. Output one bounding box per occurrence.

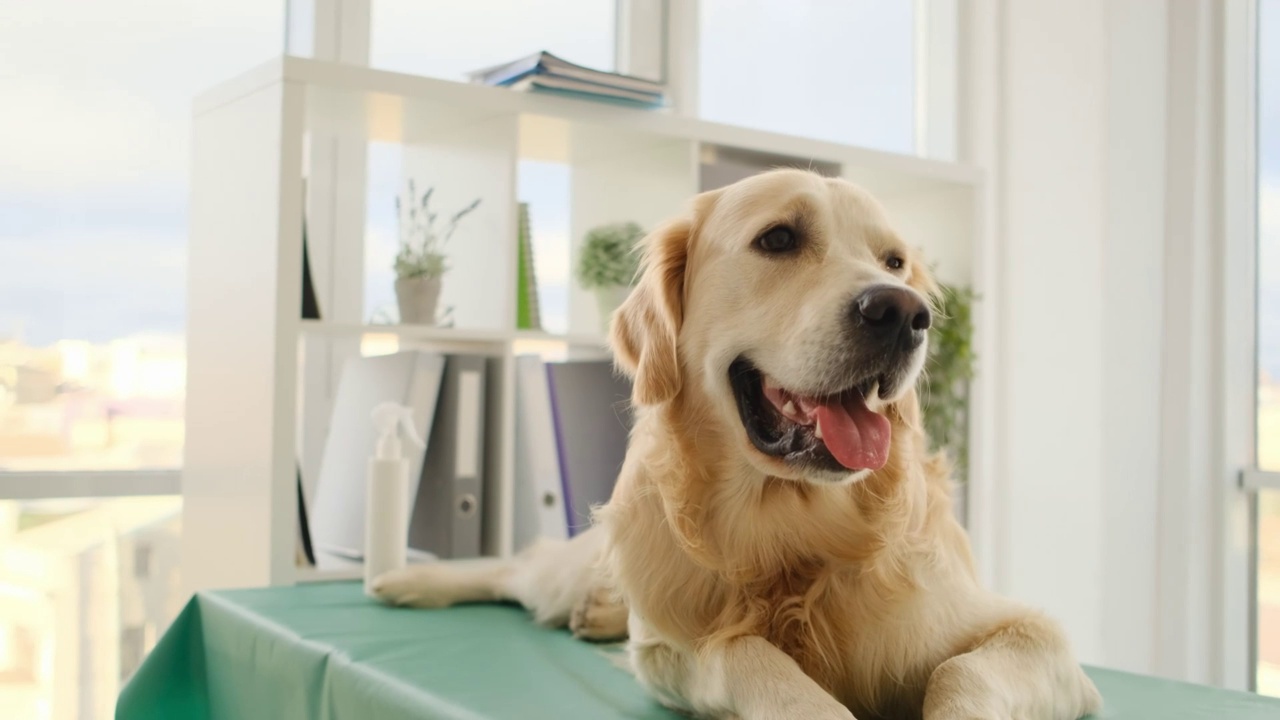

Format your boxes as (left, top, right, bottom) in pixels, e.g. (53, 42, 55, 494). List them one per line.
(1218, 0, 1260, 693)
(915, 0, 959, 160)
(0, 471, 180, 500)
(615, 0, 666, 82)
(288, 0, 370, 63)
(1157, 0, 1257, 690)
(953, 0, 1004, 595)
(662, 0, 700, 117)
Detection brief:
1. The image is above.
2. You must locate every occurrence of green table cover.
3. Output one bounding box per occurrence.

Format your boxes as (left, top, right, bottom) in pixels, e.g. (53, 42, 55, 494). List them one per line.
(117, 581, 1280, 720)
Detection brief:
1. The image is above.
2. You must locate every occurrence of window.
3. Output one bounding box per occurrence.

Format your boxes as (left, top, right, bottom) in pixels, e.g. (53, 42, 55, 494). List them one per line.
(369, 0, 616, 81)
(698, 0, 918, 153)
(1256, 0, 1280, 697)
(0, 1, 283, 715)
(0, 1, 284, 473)
(0, 496, 182, 718)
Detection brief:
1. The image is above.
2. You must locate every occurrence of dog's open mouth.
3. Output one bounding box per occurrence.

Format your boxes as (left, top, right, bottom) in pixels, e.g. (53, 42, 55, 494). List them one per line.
(729, 359, 891, 473)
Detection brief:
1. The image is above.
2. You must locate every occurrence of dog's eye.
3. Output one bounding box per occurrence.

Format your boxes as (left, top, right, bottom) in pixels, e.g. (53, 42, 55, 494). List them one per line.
(756, 227, 798, 254)
(885, 254, 905, 271)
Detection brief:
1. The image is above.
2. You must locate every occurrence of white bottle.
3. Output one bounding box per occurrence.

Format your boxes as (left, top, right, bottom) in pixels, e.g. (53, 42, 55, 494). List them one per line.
(364, 402, 424, 597)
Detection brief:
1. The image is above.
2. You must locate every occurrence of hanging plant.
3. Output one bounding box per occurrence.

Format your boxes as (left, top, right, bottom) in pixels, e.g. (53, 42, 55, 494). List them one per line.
(921, 283, 977, 480)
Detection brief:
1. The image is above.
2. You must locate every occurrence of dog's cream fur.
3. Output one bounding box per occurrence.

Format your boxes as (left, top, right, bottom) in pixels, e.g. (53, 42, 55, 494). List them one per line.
(374, 170, 1101, 720)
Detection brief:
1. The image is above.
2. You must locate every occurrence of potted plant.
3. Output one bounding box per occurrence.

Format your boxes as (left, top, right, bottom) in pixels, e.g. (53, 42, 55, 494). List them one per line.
(576, 222, 644, 330)
(393, 181, 480, 325)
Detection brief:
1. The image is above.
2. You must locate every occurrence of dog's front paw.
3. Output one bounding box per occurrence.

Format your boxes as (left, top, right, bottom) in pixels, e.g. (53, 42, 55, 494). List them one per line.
(922, 656, 1010, 720)
(368, 565, 452, 608)
(570, 585, 629, 641)
(923, 654, 1100, 720)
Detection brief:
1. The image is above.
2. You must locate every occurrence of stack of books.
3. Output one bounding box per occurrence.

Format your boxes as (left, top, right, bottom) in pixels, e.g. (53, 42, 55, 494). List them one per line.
(469, 51, 665, 107)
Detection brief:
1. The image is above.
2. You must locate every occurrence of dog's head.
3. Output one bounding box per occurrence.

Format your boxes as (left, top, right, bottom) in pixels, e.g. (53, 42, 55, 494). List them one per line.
(611, 169, 938, 484)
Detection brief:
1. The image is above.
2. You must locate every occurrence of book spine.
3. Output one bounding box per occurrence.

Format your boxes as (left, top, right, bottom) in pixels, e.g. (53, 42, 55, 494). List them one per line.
(516, 203, 540, 331)
(516, 84, 666, 109)
(530, 70, 664, 99)
(544, 364, 577, 535)
(539, 53, 663, 92)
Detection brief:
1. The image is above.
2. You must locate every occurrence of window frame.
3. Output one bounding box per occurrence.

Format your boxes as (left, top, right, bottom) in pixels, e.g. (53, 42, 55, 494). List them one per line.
(0, 470, 179, 499)
(1222, 0, 1263, 693)
(1239, 0, 1280, 694)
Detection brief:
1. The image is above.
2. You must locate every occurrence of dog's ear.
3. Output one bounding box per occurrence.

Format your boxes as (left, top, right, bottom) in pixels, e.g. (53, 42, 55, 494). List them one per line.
(907, 247, 942, 305)
(609, 217, 693, 406)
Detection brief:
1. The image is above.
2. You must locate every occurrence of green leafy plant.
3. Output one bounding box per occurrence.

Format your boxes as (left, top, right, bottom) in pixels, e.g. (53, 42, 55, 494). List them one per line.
(393, 180, 481, 280)
(922, 283, 977, 479)
(577, 222, 645, 289)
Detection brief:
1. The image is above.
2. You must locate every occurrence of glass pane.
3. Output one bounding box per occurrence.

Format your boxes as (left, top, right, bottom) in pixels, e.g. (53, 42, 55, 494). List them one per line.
(0, 496, 182, 718)
(517, 160, 574, 336)
(0, 2, 285, 472)
(1258, 0, 1280, 698)
(1260, 0, 1280, 474)
(1262, 491, 1280, 695)
(370, 1, 616, 81)
(699, 0, 916, 152)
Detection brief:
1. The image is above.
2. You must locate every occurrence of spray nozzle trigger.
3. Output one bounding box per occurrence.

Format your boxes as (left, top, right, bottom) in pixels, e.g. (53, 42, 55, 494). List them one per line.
(371, 402, 425, 460)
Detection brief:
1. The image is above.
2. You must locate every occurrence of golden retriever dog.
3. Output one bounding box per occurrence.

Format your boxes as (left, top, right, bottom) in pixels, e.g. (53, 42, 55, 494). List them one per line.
(374, 169, 1101, 720)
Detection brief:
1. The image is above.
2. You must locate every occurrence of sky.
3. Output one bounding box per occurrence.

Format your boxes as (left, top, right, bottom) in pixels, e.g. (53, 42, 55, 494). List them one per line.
(0, 0, 283, 344)
(0, 0, 1275, 378)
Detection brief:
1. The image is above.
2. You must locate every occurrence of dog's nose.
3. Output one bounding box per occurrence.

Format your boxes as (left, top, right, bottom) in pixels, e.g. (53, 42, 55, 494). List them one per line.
(853, 286, 932, 347)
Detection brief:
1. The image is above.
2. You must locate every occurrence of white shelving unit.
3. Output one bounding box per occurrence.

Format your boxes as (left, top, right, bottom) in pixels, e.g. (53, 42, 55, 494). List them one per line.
(298, 320, 608, 349)
(183, 56, 985, 594)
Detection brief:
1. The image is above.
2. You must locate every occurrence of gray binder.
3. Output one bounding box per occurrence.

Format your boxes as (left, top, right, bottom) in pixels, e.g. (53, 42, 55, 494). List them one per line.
(513, 355, 569, 549)
(409, 355, 488, 558)
(545, 360, 634, 535)
(311, 351, 446, 560)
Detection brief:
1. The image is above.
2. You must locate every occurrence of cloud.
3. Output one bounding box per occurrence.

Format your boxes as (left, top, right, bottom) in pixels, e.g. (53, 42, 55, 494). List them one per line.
(1262, 184, 1280, 285)
(699, 0, 915, 151)
(0, 226, 186, 344)
(0, 0, 283, 191)
(1261, 4, 1280, 184)
(1259, 184, 1280, 377)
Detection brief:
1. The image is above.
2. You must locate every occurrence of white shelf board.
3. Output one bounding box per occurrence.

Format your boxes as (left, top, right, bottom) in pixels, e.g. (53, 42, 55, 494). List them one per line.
(197, 56, 982, 196)
(511, 328, 610, 347)
(294, 565, 365, 584)
(299, 320, 607, 348)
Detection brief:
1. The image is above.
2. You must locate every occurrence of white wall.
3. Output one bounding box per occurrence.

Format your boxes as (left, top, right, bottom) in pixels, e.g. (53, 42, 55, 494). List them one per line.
(995, 0, 1109, 665)
(978, 0, 1253, 688)
(977, 0, 1172, 674)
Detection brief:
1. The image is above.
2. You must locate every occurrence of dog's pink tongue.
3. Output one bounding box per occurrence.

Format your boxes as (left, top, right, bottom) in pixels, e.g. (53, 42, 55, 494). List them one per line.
(814, 394, 891, 471)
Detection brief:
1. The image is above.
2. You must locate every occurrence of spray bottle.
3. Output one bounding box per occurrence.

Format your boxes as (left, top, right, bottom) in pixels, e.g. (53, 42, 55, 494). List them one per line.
(364, 402, 424, 596)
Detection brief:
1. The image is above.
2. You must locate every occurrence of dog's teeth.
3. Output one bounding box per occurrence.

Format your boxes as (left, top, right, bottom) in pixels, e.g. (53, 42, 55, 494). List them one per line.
(814, 420, 824, 439)
(782, 401, 797, 416)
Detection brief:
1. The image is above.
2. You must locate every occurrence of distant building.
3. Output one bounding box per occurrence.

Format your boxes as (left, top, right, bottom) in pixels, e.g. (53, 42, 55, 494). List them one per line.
(14, 366, 57, 405)
(0, 498, 182, 720)
(0, 334, 186, 470)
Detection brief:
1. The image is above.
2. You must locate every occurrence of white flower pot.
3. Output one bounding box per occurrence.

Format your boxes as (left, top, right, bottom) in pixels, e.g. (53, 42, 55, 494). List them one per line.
(395, 275, 443, 325)
(594, 285, 633, 332)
